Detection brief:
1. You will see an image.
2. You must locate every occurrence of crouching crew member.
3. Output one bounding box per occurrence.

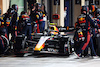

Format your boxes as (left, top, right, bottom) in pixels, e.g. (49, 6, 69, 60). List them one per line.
(0, 9, 7, 54)
(74, 6, 97, 57)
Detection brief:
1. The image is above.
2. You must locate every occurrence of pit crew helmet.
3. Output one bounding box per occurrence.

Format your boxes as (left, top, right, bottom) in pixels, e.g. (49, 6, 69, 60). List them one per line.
(35, 3, 41, 7)
(81, 6, 89, 13)
(96, 8, 100, 16)
(35, 3, 41, 11)
(89, 4, 97, 12)
(49, 26, 59, 35)
(12, 4, 18, 11)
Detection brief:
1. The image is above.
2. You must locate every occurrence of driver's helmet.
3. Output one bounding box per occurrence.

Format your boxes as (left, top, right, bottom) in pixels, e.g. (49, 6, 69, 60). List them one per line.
(49, 26, 59, 35)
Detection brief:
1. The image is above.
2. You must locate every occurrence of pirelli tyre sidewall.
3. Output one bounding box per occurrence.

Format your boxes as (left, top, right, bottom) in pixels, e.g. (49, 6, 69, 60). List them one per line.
(58, 37, 70, 56)
(1, 35, 9, 53)
(96, 35, 100, 56)
(13, 35, 27, 53)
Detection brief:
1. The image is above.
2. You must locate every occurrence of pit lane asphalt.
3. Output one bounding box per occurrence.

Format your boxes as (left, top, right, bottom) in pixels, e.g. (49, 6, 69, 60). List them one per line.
(0, 54, 100, 67)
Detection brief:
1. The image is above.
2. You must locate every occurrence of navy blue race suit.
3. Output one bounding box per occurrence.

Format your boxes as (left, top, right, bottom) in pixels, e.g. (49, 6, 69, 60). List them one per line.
(18, 14, 32, 40)
(0, 18, 7, 54)
(10, 12, 18, 41)
(74, 13, 97, 56)
(35, 10, 44, 33)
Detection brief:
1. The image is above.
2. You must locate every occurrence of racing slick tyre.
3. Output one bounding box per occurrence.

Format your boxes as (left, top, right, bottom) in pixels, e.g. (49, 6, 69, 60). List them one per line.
(13, 34, 27, 55)
(0, 35, 9, 55)
(96, 34, 100, 56)
(58, 37, 69, 56)
(1, 35, 9, 53)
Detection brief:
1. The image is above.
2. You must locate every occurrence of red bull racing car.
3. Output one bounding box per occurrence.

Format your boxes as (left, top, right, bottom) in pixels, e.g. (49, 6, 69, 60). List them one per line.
(33, 25, 75, 56)
(12, 24, 74, 56)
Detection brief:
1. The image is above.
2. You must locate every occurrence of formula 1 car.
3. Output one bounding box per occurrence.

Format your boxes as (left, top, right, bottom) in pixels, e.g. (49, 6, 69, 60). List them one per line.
(12, 20, 75, 56)
(33, 25, 75, 56)
(12, 26, 74, 56)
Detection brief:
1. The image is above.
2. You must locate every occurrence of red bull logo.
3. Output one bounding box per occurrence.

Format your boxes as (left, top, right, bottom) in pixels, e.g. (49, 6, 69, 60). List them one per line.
(79, 18, 85, 22)
(22, 15, 29, 18)
(78, 32, 83, 38)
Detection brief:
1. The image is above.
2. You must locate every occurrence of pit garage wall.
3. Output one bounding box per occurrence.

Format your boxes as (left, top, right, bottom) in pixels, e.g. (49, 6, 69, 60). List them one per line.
(52, 1, 60, 26)
(0, 0, 24, 15)
(51, 0, 84, 26)
(0, 0, 9, 15)
(73, 0, 81, 25)
(0, 0, 3, 14)
(52, 0, 79, 26)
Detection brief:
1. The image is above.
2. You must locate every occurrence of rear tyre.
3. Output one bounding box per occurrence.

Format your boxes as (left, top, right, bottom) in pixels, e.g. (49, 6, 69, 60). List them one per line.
(96, 36, 100, 56)
(1, 35, 9, 54)
(58, 38, 69, 56)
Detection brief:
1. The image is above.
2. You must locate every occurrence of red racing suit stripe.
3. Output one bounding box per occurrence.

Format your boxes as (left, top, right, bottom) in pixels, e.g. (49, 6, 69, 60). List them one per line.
(0, 36, 4, 47)
(82, 31, 90, 50)
(36, 20, 40, 33)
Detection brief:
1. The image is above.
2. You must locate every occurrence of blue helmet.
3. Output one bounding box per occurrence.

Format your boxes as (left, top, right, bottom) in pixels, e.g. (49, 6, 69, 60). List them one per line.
(89, 4, 97, 12)
(81, 6, 89, 13)
(12, 4, 18, 11)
